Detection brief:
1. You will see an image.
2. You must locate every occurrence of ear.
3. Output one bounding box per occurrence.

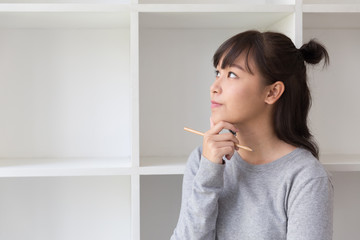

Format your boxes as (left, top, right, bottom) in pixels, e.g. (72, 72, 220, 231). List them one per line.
(264, 81, 285, 105)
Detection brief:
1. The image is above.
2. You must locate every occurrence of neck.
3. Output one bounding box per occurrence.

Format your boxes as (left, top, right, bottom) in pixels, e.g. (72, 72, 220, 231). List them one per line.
(234, 117, 296, 165)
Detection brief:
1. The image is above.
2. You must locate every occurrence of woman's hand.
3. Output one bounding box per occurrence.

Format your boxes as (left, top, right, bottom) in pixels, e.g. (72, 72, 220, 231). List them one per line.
(202, 119, 240, 164)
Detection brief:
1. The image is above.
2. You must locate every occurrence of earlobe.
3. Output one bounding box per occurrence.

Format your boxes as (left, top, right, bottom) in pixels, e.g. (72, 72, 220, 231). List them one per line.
(264, 81, 285, 104)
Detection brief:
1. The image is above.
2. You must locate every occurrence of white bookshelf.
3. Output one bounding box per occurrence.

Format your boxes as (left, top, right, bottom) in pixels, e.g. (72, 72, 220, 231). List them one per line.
(0, 2, 133, 240)
(0, 1, 359, 240)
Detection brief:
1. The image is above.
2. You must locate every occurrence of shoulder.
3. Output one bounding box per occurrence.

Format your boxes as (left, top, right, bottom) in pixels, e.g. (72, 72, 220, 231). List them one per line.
(285, 149, 334, 219)
(284, 148, 333, 190)
(287, 148, 329, 179)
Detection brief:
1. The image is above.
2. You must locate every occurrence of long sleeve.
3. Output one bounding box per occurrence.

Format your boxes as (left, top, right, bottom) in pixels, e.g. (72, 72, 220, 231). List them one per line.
(287, 176, 334, 240)
(170, 147, 225, 240)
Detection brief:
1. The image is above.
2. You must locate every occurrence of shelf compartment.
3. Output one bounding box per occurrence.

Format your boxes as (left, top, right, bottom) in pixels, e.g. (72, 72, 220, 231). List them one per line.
(0, 176, 131, 240)
(0, 158, 132, 177)
(0, 27, 130, 159)
(139, 12, 295, 167)
(140, 175, 183, 240)
(139, 28, 225, 166)
(304, 18, 360, 160)
(331, 172, 360, 239)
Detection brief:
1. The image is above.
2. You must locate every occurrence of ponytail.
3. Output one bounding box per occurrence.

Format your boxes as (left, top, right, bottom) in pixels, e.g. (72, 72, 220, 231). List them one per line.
(300, 39, 329, 66)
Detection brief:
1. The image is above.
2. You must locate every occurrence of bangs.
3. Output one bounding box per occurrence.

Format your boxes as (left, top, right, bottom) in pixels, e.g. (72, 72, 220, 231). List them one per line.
(213, 31, 261, 75)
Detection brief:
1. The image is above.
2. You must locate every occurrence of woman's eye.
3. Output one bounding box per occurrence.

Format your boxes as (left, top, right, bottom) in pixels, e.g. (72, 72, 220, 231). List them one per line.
(228, 72, 237, 78)
(215, 70, 220, 77)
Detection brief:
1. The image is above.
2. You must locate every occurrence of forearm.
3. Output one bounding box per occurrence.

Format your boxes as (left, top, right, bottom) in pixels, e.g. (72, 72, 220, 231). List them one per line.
(171, 155, 225, 240)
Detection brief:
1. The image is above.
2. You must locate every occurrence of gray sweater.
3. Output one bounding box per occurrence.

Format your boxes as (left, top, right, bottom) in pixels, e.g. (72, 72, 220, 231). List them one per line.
(171, 146, 333, 240)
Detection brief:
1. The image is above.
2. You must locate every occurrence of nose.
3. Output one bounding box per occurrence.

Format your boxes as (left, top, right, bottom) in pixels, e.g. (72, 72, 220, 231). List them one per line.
(210, 77, 222, 95)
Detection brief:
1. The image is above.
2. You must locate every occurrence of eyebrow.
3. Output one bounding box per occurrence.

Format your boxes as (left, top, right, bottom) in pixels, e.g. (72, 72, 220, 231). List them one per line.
(229, 63, 245, 71)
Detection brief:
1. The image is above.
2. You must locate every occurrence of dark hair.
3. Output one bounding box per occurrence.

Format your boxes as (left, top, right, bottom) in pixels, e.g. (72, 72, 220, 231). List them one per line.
(213, 30, 329, 159)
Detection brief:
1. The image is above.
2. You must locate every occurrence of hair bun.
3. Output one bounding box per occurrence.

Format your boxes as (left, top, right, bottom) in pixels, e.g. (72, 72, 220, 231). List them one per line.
(300, 39, 329, 66)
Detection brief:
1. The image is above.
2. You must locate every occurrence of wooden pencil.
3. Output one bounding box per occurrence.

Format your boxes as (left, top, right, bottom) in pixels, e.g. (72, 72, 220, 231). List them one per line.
(184, 127, 253, 152)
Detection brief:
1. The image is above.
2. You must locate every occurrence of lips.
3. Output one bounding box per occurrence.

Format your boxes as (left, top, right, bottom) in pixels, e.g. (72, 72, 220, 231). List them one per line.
(211, 100, 222, 108)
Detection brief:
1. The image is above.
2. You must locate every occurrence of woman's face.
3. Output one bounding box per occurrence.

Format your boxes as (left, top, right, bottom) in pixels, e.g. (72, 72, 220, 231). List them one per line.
(210, 55, 269, 126)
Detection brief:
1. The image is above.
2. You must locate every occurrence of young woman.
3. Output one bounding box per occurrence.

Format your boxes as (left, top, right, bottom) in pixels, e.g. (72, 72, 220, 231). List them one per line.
(171, 30, 333, 240)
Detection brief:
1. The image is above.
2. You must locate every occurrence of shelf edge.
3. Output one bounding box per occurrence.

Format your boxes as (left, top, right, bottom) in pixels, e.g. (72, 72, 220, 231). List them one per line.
(0, 3, 130, 12)
(135, 4, 295, 13)
(303, 4, 360, 13)
(139, 166, 185, 175)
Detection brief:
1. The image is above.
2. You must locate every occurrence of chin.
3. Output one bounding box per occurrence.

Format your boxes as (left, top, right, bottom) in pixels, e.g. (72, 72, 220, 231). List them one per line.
(211, 114, 239, 125)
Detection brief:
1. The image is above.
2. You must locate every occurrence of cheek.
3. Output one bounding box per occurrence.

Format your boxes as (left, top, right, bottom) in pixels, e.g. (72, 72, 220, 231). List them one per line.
(228, 85, 253, 108)
(227, 85, 265, 118)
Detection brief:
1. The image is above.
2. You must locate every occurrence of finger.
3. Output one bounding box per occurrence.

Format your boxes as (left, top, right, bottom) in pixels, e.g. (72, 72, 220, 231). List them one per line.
(210, 132, 239, 145)
(218, 145, 236, 159)
(203, 142, 235, 163)
(207, 121, 239, 135)
(205, 140, 234, 152)
(209, 121, 238, 135)
(208, 140, 236, 148)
